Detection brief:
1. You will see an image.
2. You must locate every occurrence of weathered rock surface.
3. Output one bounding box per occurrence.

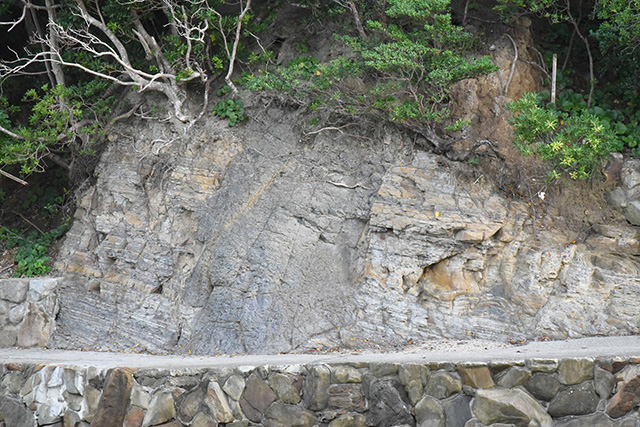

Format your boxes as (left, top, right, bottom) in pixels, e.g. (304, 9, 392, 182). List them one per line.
(29, 61, 640, 356)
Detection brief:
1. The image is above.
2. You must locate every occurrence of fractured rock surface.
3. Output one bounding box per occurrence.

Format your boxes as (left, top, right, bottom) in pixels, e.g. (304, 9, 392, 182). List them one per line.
(45, 99, 640, 355)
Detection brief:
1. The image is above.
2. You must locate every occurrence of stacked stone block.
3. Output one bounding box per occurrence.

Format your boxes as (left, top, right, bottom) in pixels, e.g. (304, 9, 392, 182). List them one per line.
(0, 278, 59, 348)
(2, 356, 640, 426)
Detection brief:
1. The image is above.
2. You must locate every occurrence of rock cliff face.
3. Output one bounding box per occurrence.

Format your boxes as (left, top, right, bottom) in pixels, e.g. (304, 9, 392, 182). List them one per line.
(48, 92, 640, 355)
(46, 24, 640, 355)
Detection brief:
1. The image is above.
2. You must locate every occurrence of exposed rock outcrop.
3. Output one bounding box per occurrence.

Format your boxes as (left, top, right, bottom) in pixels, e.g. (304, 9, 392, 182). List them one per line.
(43, 93, 640, 355)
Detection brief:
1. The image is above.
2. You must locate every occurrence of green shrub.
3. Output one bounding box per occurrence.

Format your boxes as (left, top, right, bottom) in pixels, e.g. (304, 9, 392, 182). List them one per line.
(508, 92, 620, 179)
(0, 220, 69, 277)
(212, 99, 247, 127)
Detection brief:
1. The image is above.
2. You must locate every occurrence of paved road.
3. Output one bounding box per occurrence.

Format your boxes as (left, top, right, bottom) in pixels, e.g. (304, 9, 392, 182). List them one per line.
(1, 336, 639, 369)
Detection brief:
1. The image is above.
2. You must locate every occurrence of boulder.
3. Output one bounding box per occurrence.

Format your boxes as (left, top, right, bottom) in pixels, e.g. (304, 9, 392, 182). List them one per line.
(425, 371, 463, 399)
(91, 368, 133, 427)
(607, 365, 640, 418)
(547, 382, 599, 417)
(415, 395, 444, 427)
(240, 374, 276, 423)
(471, 388, 552, 427)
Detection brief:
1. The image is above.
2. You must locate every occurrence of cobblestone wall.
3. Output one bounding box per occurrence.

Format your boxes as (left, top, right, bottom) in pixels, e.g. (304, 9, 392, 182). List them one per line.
(0, 278, 59, 348)
(2, 356, 640, 426)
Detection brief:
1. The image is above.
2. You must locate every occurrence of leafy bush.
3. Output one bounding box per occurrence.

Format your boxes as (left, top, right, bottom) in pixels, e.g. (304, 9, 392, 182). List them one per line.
(212, 99, 247, 127)
(508, 92, 622, 179)
(0, 220, 69, 277)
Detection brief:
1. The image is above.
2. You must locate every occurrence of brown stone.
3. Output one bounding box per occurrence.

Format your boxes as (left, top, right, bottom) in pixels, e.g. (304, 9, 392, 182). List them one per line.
(269, 373, 302, 404)
(596, 357, 627, 373)
(6, 363, 23, 372)
(178, 387, 204, 422)
(607, 365, 640, 418)
(190, 412, 218, 427)
(240, 374, 276, 423)
(123, 407, 144, 427)
(458, 366, 494, 389)
(90, 368, 133, 427)
(205, 380, 233, 423)
(328, 384, 366, 412)
(16, 304, 51, 347)
(557, 359, 593, 385)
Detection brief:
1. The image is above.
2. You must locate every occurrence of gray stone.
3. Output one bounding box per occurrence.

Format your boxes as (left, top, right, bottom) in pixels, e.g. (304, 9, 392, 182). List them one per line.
(142, 389, 176, 427)
(240, 374, 276, 423)
(496, 366, 531, 388)
(0, 395, 36, 427)
(595, 365, 615, 399)
(81, 385, 101, 423)
(8, 304, 27, 325)
(415, 395, 444, 427)
(624, 201, 640, 225)
(425, 371, 462, 399)
(442, 394, 472, 427)
(0, 280, 29, 303)
(264, 403, 316, 427)
(608, 186, 628, 208)
(0, 327, 17, 347)
(398, 364, 423, 405)
(63, 368, 85, 395)
(332, 366, 362, 384)
(1, 372, 23, 394)
(398, 364, 421, 385)
(526, 359, 558, 373)
(329, 414, 366, 427)
(223, 374, 246, 401)
(179, 387, 204, 422)
(269, 373, 301, 404)
(557, 359, 594, 385)
(370, 363, 399, 377)
(552, 412, 616, 427)
(28, 278, 59, 301)
(328, 384, 366, 412)
(190, 412, 218, 427)
(364, 376, 413, 427)
(472, 388, 552, 427)
(524, 372, 561, 401)
(205, 380, 233, 423)
(303, 365, 330, 411)
(547, 382, 599, 417)
(228, 397, 244, 420)
(130, 383, 150, 409)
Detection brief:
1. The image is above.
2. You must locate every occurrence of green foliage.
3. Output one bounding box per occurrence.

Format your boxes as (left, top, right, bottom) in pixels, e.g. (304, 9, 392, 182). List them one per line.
(507, 92, 624, 179)
(244, 0, 497, 131)
(212, 99, 247, 127)
(0, 81, 117, 175)
(0, 220, 69, 277)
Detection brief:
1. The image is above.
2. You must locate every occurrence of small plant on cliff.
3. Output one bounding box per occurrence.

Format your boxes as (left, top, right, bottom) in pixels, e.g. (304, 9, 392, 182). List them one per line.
(212, 99, 247, 127)
(0, 220, 69, 277)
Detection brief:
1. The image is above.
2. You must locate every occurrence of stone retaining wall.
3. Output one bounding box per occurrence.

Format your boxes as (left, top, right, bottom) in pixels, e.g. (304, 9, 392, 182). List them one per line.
(2, 356, 640, 426)
(0, 278, 59, 348)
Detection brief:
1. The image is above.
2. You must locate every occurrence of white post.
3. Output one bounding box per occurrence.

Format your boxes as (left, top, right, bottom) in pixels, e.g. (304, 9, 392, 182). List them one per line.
(551, 53, 557, 104)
